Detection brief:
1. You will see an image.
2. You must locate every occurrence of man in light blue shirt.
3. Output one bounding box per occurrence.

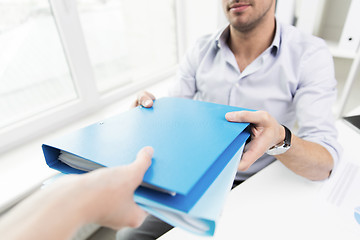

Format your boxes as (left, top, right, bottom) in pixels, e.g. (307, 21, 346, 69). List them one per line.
(169, 12, 341, 182)
(118, 0, 341, 239)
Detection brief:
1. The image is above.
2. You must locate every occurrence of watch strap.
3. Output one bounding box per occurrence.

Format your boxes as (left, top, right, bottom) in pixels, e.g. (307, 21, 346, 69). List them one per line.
(283, 125, 291, 147)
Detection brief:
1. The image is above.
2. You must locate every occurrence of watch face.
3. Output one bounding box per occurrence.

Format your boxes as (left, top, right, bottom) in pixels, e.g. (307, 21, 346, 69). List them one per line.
(266, 145, 290, 155)
(266, 125, 292, 156)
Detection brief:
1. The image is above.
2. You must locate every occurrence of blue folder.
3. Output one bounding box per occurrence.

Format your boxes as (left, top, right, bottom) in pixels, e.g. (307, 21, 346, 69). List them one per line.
(43, 97, 251, 235)
(136, 139, 246, 235)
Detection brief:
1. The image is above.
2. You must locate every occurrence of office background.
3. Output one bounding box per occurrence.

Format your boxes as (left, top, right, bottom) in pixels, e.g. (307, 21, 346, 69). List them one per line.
(0, 0, 359, 239)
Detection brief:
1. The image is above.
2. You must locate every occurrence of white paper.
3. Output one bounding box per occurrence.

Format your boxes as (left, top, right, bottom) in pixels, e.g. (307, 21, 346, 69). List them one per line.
(318, 154, 360, 231)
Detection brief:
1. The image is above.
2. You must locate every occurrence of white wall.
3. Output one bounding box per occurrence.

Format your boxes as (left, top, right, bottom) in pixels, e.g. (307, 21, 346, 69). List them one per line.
(178, 0, 223, 58)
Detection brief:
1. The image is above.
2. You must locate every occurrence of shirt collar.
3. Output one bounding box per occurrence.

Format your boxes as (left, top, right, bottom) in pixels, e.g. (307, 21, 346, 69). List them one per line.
(271, 20, 281, 56)
(215, 25, 230, 49)
(215, 19, 281, 56)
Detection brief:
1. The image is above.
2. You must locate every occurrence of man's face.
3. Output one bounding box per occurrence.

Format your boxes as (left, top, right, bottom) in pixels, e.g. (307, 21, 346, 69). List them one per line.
(222, 0, 275, 32)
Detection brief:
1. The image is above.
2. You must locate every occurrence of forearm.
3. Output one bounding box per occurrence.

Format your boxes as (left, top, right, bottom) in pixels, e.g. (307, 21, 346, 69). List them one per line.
(276, 135, 333, 181)
(0, 147, 152, 240)
(0, 176, 89, 240)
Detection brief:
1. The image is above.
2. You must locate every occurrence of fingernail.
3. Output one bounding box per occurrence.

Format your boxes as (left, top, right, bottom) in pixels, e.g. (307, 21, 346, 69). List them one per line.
(144, 100, 152, 107)
(144, 147, 154, 156)
(226, 112, 235, 121)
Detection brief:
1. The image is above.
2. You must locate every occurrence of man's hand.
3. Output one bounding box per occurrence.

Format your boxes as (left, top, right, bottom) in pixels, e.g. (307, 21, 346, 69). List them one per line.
(225, 111, 285, 171)
(82, 146, 153, 229)
(131, 91, 156, 108)
(0, 147, 154, 240)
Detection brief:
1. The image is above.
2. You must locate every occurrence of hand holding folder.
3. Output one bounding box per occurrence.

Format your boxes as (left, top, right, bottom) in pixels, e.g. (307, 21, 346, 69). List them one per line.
(0, 147, 154, 240)
(43, 97, 252, 236)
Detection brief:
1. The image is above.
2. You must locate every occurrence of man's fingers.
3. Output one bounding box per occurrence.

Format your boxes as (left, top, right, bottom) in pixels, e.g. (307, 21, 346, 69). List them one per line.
(226, 110, 284, 171)
(131, 99, 140, 108)
(226, 110, 270, 126)
(138, 92, 155, 108)
(126, 204, 148, 228)
(130, 92, 156, 108)
(128, 146, 153, 185)
(238, 137, 270, 171)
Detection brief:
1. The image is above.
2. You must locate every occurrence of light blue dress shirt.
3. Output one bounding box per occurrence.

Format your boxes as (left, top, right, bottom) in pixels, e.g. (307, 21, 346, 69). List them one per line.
(170, 21, 342, 180)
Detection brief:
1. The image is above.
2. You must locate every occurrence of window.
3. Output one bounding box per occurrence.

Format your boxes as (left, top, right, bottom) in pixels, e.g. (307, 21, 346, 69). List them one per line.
(77, 0, 178, 93)
(0, 0, 76, 129)
(0, 0, 179, 153)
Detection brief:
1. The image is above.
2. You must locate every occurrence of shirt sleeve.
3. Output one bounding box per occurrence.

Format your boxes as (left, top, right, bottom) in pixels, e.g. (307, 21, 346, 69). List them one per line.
(294, 41, 343, 170)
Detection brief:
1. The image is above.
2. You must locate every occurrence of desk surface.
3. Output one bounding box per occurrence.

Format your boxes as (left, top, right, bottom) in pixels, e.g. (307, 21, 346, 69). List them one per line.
(159, 120, 360, 240)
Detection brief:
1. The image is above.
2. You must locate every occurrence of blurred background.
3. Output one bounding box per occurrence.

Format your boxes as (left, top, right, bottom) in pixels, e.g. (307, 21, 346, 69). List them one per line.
(0, 0, 359, 238)
(0, 0, 359, 153)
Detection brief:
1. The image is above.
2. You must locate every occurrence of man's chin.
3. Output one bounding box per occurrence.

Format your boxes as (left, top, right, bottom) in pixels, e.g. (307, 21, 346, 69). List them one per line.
(230, 20, 255, 33)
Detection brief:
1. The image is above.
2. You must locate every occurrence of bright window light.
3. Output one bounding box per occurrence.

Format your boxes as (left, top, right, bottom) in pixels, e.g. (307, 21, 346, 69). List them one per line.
(76, 0, 178, 93)
(0, 0, 77, 129)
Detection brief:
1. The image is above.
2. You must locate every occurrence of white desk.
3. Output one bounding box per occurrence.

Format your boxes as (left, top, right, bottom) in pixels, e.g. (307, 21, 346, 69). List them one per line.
(159, 120, 360, 240)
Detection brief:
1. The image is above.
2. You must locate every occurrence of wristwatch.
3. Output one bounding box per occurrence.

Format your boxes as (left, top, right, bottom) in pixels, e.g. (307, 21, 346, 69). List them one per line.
(266, 125, 292, 155)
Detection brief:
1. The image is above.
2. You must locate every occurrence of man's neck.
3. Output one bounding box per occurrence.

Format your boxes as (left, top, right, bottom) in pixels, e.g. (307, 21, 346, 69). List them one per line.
(228, 17, 276, 71)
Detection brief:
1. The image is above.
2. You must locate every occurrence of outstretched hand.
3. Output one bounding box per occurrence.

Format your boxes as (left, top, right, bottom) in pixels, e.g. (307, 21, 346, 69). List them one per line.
(0, 147, 154, 240)
(82, 146, 153, 229)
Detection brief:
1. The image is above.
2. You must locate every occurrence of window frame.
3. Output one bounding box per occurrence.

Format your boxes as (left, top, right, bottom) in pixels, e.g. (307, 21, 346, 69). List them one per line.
(0, 0, 182, 153)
